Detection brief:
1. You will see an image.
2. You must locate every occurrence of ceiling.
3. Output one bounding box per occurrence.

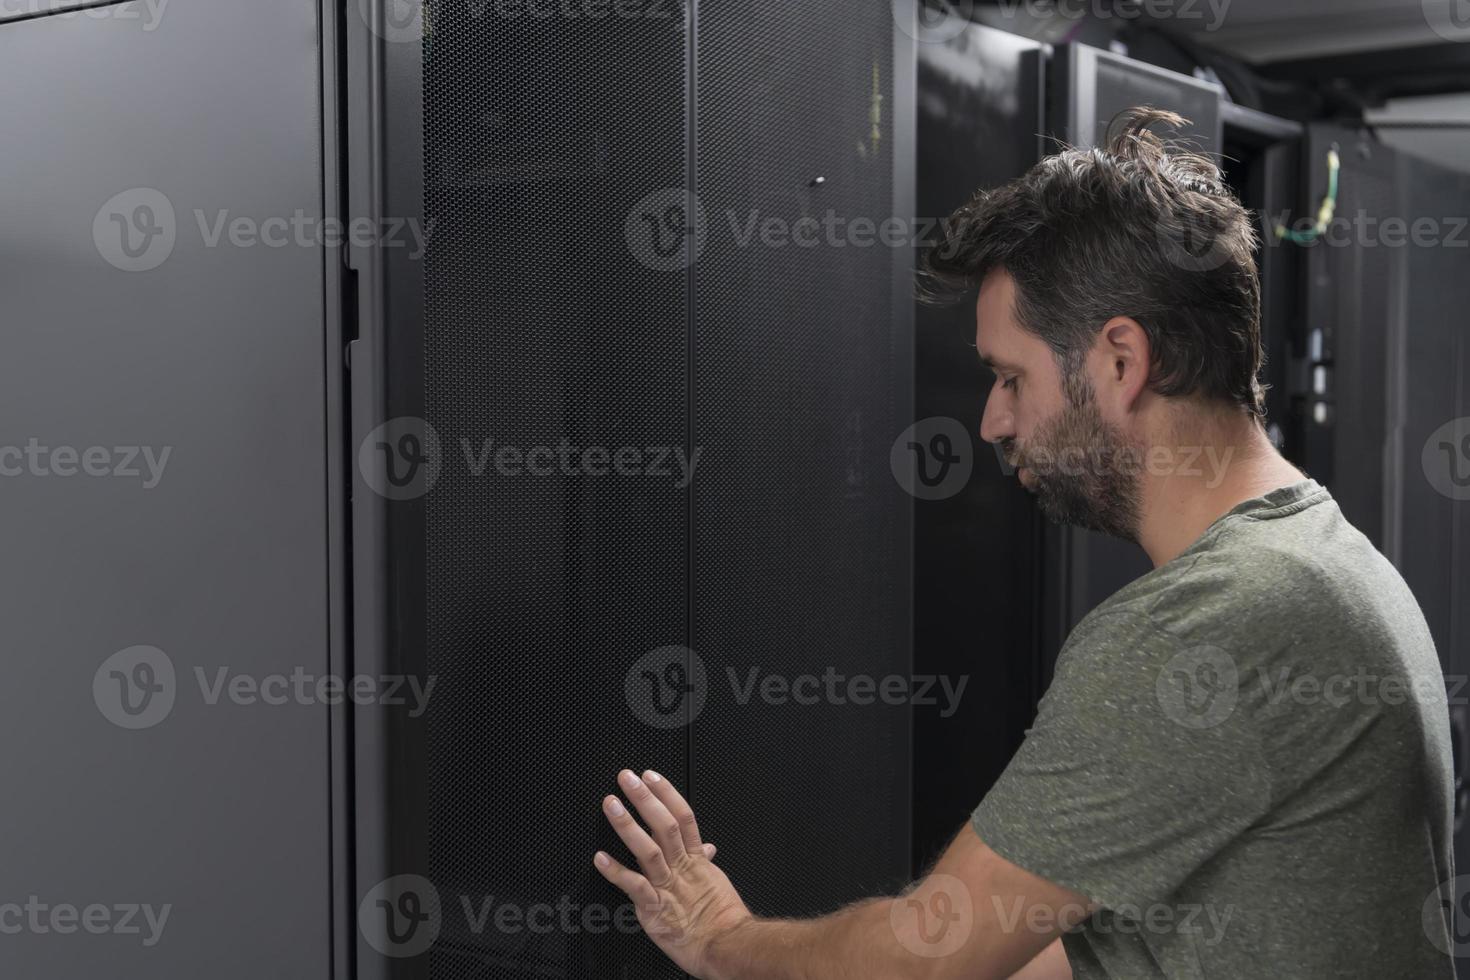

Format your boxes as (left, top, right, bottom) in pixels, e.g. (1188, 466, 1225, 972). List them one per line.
(1135, 0, 1468, 64)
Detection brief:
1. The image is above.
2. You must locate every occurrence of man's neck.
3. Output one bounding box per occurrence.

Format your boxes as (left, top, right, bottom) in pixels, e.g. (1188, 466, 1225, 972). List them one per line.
(1135, 416, 1307, 568)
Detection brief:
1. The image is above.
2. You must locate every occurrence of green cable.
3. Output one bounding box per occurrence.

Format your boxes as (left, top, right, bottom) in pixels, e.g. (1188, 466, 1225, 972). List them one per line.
(1276, 146, 1340, 244)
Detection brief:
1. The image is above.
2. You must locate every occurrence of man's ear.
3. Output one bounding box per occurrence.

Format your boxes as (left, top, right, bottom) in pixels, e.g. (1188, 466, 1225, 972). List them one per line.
(1097, 316, 1150, 410)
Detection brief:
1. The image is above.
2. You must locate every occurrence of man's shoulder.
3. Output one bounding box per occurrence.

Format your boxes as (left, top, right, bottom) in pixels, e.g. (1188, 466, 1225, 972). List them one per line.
(1055, 527, 1442, 738)
(1071, 514, 1404, 662)
(1068, 547, 1312, 651)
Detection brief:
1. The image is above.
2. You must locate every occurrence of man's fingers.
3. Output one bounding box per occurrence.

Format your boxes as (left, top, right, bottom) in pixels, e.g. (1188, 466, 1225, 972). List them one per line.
(617, 769, 688, 864)
(593, 851, 660, 910)
(703, 842, 717, 859)
(641, 769, 704, 855)
(603, 793, 673, 886)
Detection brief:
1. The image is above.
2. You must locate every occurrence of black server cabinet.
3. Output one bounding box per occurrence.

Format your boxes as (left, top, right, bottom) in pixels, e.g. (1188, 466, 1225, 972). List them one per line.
(344, 3, 917, 979)
(1297, 124, 1470, 910)
(1051, 42, 1223, 157)
(1218, 102, 1305, 459)
(911, 20, 1050, 872)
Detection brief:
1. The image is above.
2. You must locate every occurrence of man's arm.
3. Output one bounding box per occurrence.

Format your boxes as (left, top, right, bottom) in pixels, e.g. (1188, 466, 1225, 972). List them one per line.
(701, 816, 1090, 980)
(594, 768, 1094, 980)
(1009, 939, 1071, 980)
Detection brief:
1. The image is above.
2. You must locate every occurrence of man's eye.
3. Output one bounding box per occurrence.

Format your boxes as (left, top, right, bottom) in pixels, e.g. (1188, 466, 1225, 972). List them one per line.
(1001, 375, 1018, 391)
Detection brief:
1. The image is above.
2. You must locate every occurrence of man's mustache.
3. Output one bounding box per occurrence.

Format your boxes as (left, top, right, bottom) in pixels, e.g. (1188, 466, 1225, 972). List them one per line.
(1000, 439, 1022, 469)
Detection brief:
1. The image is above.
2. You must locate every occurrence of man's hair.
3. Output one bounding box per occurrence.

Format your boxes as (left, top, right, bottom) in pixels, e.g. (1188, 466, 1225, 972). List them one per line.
(919, 106, 1266, 420)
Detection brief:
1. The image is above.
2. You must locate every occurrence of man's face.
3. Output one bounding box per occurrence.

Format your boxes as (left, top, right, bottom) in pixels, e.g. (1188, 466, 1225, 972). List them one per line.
(975, 270, 1143, 542)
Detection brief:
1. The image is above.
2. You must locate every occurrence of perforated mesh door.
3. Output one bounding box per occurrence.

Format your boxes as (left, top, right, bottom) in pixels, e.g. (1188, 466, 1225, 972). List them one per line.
(417, 3, 910, 976)
(421, 5, 690, 978)
(691, 5, 912, 916)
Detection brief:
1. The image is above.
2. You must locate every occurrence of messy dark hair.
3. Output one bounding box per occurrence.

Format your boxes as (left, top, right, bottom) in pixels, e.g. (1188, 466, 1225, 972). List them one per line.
(919, 106, 1266, 420)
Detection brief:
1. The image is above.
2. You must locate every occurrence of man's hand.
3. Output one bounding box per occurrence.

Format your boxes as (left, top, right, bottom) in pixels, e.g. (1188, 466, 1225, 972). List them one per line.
(595, 769, 1091, 980)
(594, 769, 752, 979)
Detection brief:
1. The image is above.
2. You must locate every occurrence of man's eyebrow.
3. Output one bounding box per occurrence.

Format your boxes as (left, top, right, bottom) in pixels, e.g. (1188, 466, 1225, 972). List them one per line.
(976, 349, 1020, 373)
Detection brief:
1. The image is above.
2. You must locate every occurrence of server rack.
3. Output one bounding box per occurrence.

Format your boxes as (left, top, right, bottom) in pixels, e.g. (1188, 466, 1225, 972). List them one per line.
(344, 2, 918, 978)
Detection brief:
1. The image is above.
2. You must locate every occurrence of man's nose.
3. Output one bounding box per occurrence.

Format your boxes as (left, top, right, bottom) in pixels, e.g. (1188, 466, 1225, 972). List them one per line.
(979, 395, 1013, 446)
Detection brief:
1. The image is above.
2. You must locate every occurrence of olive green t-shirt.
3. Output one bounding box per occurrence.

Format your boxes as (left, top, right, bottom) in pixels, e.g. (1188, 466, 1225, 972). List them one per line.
(972, 478, 1457, 978)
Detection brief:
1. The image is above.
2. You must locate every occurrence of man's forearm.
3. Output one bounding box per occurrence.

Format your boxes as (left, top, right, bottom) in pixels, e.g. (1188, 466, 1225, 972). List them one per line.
(594, 770, 1083, 980)
(707, 897, 926, 980)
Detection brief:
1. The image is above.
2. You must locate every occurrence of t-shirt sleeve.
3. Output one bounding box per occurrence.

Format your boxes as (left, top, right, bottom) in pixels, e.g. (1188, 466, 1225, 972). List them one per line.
(971, 610, 1273, 911)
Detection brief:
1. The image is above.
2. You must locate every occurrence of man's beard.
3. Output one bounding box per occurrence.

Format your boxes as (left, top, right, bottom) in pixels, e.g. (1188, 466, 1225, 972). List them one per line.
(1005, 374, 1144, 542)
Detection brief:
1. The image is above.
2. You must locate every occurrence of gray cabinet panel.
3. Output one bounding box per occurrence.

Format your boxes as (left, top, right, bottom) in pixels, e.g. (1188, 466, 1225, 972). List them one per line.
(0, 2, 331, 976)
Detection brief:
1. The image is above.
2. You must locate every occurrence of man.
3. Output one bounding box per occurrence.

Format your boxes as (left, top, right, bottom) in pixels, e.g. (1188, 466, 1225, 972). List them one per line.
(591, 107, 1458, 978)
